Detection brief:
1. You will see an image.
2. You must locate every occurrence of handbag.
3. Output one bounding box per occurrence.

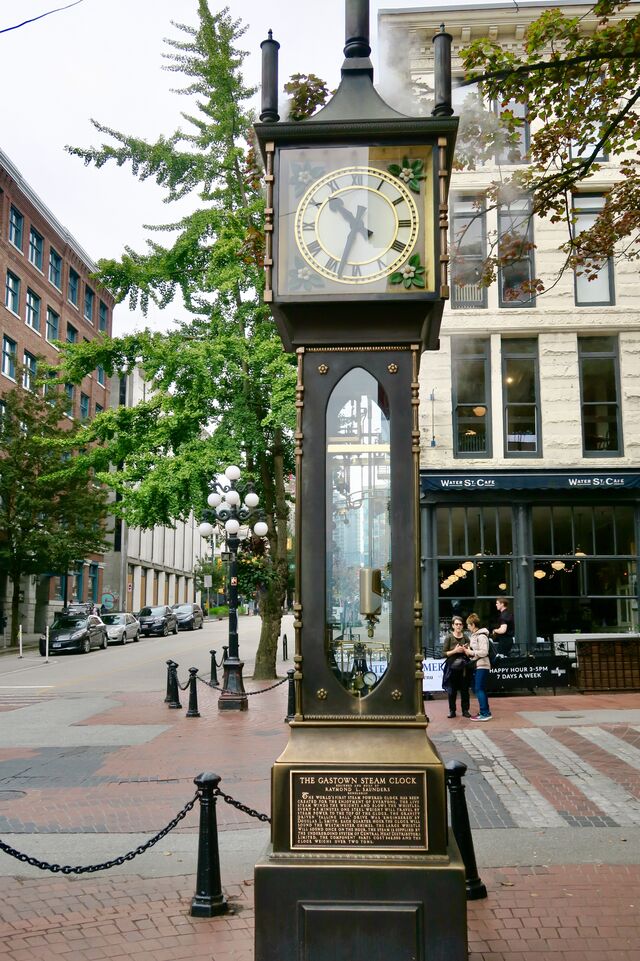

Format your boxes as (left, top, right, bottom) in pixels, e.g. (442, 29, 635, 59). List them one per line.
(449, 655, 469, 672)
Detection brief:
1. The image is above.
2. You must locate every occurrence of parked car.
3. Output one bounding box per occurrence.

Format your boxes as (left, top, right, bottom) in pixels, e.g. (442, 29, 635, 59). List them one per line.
(137, 605, 178, 637)
(39, 613, 107, 656)
(173, 603, 204, 631)
(102, 612, 140, 645)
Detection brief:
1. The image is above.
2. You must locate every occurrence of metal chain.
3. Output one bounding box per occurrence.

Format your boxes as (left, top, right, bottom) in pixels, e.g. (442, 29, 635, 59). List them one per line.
(244, 676, 288, 696)
(194, 673, 287, 696)
(0, 792, 199, 875)
(177, 677, 191, 691)
(215, 788, 271, 823)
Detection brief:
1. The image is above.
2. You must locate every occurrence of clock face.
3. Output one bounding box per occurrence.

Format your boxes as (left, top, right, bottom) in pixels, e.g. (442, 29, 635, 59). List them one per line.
(276, 145, 435, 298)
(294, 166, 419, 285)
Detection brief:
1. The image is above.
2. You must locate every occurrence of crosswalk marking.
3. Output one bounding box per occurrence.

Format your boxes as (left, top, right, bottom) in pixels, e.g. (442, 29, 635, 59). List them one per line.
(514, 728, 640, 826)
(453, 729, 566, 827)
(572, 726, 640, 771)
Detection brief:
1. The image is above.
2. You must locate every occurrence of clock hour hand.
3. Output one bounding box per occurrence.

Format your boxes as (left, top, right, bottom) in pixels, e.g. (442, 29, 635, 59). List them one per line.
(337, 204, 367, 277)
(328, 195, 373, 240)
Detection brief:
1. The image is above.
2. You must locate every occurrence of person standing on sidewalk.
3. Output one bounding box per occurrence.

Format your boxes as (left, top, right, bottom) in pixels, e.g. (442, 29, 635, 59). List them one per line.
(492, 598, 514, 656)
(442, 616, 471, 718)
(464, 613, 492, 721)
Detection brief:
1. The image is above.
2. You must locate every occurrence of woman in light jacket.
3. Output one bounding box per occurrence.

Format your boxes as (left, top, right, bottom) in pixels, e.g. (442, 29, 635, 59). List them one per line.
(464, 612, 492, 721)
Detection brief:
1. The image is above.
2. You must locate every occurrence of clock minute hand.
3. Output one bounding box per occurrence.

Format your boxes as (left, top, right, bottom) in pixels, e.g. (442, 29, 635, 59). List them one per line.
(337, 204, 367, 278)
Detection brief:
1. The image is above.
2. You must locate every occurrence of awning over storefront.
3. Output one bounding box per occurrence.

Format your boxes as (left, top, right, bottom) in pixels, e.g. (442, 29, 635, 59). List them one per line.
(421, 469, 640, 494)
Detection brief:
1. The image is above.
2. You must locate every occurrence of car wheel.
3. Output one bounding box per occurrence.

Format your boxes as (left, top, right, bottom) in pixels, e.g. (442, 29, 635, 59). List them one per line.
(162, 623, 169, 637)
(133, 630, 140, 642)
(190, 621, 195, 631)
(81, 637, 91, 654)
(101, 633, 108, 650)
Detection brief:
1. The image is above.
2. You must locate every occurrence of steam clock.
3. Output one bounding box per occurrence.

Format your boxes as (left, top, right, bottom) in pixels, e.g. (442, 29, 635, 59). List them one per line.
(254, 3, 466, 959)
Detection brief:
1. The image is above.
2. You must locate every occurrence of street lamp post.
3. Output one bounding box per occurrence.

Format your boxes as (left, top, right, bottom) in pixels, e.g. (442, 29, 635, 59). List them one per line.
(198, 465, 268, 712)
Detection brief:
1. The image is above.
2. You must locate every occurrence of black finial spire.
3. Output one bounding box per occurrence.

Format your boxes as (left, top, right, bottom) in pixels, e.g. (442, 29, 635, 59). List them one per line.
(344, 0, 370, 59)
(260, 29, 280, 122)
(432, 24, 453, 117)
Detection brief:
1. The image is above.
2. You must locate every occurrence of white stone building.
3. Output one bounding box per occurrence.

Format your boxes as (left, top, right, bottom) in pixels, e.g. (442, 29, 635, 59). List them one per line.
(379, 2, 640, 651)
(100, 369, 205, 613)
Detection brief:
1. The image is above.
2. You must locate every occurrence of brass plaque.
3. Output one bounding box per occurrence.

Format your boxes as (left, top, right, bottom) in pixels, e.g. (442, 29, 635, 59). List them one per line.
(290, 769, 428, 851)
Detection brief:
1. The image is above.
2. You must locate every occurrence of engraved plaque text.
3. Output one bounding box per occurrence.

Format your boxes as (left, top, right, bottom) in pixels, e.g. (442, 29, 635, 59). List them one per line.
(291, 769, 427, 851)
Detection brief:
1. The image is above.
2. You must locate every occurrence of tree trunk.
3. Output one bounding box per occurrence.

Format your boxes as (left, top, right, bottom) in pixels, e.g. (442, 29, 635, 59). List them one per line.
(253, 578, 283, 679)
(9, 572, 21, 647)
(252, 429, 290, 679)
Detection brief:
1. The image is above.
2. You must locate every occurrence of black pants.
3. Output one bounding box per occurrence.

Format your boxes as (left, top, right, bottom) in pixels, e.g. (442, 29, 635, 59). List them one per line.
(448, 673, 470, 714)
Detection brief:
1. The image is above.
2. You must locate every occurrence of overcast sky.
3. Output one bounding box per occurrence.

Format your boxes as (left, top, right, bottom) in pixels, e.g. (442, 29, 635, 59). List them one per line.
(0, 0, 465, 333)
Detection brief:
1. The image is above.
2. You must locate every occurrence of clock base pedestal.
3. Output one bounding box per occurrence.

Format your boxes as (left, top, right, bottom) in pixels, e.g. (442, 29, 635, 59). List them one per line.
(255, 844, 467, 961)
(254, 722, 467, 960)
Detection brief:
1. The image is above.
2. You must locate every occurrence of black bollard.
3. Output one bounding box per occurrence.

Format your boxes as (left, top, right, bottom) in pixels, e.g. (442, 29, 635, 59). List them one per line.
(186, 667, 200, 718)
(190, 772, 228, 918)
(282, 632, 288, 661)
(209, 649, 219, 686)
(445, 760, 487, 900)
(222, 645, 229, 663)
(167, 661, 182, 710)
(284, 668, 295, 723)
(164, 659, 177, 703)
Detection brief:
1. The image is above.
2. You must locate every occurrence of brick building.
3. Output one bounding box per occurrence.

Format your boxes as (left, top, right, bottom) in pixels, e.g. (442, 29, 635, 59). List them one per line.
(379, 2, 640, 653)
(0, 147, 114, 637)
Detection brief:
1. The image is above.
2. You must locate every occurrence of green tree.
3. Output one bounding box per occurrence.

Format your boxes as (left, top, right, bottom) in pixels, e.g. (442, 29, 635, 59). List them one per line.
(0, 367, 108, 645)
(450, 1, 640, 297)
(63, 3, 328, 677)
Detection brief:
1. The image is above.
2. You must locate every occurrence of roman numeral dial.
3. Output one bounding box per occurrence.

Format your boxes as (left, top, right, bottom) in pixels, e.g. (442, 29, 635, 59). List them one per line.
(294, 165, 420, 285)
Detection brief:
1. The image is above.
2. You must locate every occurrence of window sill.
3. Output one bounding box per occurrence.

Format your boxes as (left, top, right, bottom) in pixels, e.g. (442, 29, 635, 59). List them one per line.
(9, 242, 24, 256)
(3, 307, 22, 320)
(1, 371, 17, 384)
(25, 324, 43, 338)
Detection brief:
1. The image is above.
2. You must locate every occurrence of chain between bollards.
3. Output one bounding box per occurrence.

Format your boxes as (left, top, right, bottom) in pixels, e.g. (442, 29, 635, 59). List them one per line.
(445, 759, 487, 900)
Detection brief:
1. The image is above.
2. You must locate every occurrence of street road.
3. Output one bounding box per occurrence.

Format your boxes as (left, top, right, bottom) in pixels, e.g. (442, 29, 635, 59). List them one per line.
(0, 613, 278, 695)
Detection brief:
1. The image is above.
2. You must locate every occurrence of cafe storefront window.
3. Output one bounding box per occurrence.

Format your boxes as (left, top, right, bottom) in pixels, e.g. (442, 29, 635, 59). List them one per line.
(436, 505, 513, 645)
(532, 505, 638, 638)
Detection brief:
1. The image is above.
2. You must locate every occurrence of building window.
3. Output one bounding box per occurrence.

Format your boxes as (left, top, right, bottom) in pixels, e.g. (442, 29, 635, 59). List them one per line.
(9, 206, 24, 250)
(494, 98, 529, 164)
(89, 563, 99, 603)
(29, 228, 44, 270)
(5, 271, 21, 314)
(99, 300, 108, 332)
(573, 195, 614, 306)
(97, 364, 105, 386)
(502, 338, 540, 456)
(532, 505, 637, 638)
(66, 323, 78, 344)
(64, 383, 75, 417)
(68, 268, 80, 307)
(2, 336, 17, 379)
(46, 307, 60, 342)
(25, 289, 41, 332)
(49, 247, 62, 288)
(498, 196, 535, 307)
(450, 195, 487, 309)
(578, 336, 622, 456)
(95, 402, 104, 415)
(23, 351, 37, 390)
(451, 337, 491, 457)
(435, 505, 514, 646)
(80, 392, 90, 420)
(84, 285, 94, 322)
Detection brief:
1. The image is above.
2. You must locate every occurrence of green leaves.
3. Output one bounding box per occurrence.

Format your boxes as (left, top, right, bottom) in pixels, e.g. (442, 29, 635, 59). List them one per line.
(389, 252, 426, 289)
(388, 156, 425, 193)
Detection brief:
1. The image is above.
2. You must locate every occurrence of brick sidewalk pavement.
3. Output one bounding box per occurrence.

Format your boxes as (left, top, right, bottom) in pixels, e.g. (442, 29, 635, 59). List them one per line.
(0, 864, 638, 960)
(1, 681, 640, 958)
